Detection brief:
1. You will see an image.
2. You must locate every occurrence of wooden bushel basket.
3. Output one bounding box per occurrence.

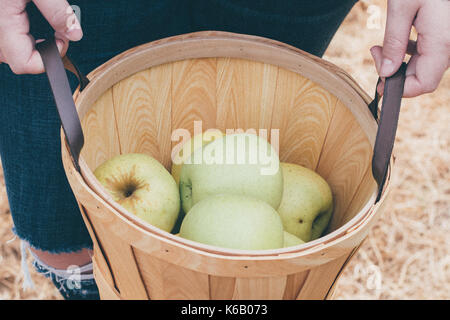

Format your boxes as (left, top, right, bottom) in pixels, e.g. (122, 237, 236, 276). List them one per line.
(37, 31, 405, 300)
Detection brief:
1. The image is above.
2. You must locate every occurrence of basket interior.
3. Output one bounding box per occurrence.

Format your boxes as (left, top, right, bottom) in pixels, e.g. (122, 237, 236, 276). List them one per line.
(79, 57, 377, 242)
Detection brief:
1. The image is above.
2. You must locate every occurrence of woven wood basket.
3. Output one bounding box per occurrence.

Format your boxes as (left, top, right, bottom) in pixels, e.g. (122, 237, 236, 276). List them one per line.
(37, 31, 405, 300)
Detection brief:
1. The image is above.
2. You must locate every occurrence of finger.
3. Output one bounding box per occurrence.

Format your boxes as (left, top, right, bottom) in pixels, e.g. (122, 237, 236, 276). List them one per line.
(54, 32, 70, 57)
(371, 39, 418, 95)
(402, 38, 448, 97)
(36, 37, 67, 56)
(370, 45, 383, 74)
(32, 0, 83, 41)
(370, 46, 386, 96)
(0, 0, 71, 74)
(375, 51, 447, 98)
(0, 1, 44, 74)
(1, 35, 64, 74)
(380, 0, 420, 77)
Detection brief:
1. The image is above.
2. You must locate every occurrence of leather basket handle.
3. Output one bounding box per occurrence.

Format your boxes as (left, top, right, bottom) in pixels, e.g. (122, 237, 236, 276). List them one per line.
(36, 38, 88, 172)
(369, 63, 407, 202)
(36, 38, 406, 203)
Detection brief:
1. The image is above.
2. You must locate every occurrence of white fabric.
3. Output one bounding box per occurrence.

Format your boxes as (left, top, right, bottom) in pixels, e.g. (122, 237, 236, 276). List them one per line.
(20, 241, 35, 290)
(28, 247, 94, 281)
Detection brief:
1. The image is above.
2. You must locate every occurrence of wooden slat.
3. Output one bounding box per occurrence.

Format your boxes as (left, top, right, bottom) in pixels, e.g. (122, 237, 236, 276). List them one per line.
(339, 166, 377, 227)
(232, 276, 287, 300)
(134, 250, 210, 299)
(112, 64, 172, 168)
(160, 262, 210, 300)
(316, 100, 372, 232)
(93, 259, 121, 300)
(80, 88, 121, 171)
(216, 58, 278, 132)
(130, 250, 165, 299)
(77, 203, 117, 293)
(325, 240, 366, 299)
(296, 254, 350, 300)
(209, 275, 236, 300)
(89, 221, 148, 299)
(171, 58, 217, 134)
(171, 58, 218, 170)
(282, 271, 310, 299)
(272, 68, 337, 170)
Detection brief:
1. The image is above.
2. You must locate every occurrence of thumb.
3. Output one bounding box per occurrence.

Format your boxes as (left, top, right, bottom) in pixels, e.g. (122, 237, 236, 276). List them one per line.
(370, 45, 385, 96)
(32, 0, 82, 41)
(380, 0, 419, 77)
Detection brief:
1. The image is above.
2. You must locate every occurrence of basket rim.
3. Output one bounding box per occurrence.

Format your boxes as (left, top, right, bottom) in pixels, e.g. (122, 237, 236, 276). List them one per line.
(63, 31, 391, 258)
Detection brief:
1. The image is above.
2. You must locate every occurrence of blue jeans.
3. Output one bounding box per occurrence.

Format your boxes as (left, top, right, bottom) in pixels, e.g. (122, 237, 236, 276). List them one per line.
(0, 0, 356, 298)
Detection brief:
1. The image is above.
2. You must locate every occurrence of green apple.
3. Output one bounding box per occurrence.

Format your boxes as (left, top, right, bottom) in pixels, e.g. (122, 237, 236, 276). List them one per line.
(180, 133, 283, 213)
(171, 129, 224, 185)
(283, 231, 305, 247)
(277, 162, 333, 242)
(94, 153, 180, 232)
(179, 194, 284, 250)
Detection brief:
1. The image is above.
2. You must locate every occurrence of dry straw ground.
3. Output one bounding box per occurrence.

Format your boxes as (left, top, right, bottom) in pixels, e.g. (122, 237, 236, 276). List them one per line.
(0, 1, 448, 300)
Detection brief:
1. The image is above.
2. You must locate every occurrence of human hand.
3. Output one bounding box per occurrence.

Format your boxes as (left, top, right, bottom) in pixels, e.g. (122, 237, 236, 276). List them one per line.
(370, 0, 449, 97)
(0, 0, 82, 74)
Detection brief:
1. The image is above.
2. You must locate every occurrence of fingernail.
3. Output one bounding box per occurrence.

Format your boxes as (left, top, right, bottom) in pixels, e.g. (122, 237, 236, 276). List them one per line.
(65, 18, 82, 40)
(68, 20, 81, 32)
(380, 58, 394, 77)
(370, 48, 380, 73)
(369, 48, 375, 60)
